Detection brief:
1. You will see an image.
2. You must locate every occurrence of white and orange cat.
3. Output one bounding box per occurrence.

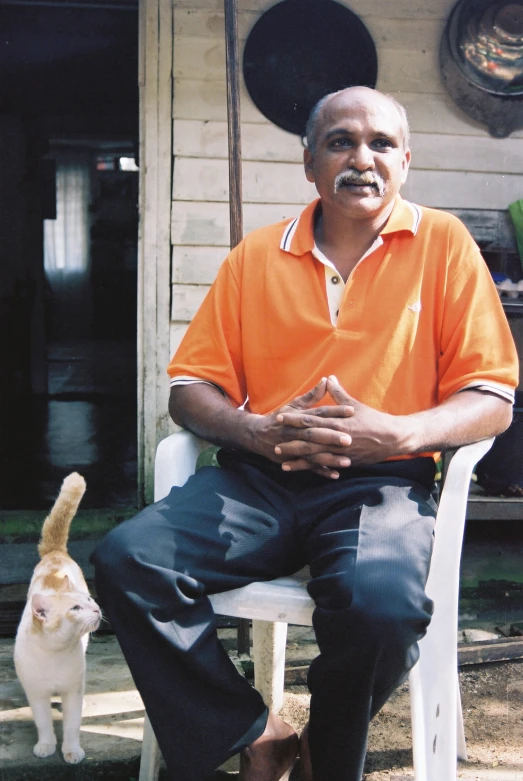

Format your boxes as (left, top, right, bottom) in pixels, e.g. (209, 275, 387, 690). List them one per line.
(14, 473, 101, 764)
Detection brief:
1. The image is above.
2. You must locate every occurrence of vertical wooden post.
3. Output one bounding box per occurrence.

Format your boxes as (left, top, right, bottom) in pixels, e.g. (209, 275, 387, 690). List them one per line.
(224, 0, 250, 657)
(138, 0, 174, 506)
(224, 0, 243, 250)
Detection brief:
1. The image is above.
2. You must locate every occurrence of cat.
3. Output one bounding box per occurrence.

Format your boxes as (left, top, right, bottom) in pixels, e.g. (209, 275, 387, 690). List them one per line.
(14, 472, 101, 764)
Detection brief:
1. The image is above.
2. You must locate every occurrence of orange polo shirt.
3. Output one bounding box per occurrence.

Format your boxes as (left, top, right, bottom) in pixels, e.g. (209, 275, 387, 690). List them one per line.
(168, 196, 518, 421)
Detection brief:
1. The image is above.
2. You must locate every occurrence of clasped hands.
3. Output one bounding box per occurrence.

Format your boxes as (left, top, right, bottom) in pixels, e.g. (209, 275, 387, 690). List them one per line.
(254, 375, 404, 479)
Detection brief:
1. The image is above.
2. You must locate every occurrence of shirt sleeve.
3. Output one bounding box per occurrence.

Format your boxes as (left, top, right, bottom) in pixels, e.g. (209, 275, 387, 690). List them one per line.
(438, 221, 519, 404)
(167, 247, 247, 408)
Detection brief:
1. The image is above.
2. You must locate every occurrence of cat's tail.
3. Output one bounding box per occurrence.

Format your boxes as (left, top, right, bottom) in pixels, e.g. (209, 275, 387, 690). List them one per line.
(38, 473, 86, 557)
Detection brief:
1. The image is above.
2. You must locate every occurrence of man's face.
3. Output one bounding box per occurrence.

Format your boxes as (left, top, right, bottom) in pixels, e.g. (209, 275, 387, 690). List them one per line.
(303, 89, 411, 221)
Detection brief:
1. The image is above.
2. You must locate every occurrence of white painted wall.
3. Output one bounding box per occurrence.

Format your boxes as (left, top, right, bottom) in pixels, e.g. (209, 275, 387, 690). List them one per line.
(170, 0, 523, 353)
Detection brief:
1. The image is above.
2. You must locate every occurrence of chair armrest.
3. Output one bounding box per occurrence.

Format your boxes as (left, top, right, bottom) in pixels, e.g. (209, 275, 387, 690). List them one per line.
(154, 430, 210, 501)
(426, 437, 494, 600)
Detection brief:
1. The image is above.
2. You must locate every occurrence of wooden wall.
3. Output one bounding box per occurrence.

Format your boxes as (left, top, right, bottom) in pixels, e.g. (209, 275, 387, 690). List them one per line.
(169, 0, 523, 354)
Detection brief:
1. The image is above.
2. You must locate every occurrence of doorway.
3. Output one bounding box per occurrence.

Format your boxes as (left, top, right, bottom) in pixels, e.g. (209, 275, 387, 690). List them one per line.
(0, 0, 139, 510)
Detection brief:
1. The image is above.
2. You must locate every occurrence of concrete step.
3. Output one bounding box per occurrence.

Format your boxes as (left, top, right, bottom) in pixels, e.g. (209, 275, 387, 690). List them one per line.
(1, 635, 145, 779)
(0, 630, 312, 781)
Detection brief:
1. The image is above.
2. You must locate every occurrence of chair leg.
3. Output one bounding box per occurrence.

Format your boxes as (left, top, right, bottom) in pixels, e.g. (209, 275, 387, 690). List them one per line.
(410, 661, 463, 781)
(237, 617, 251, 656)
(139, 713, 162, 781)
(252, 619, 288, 713)
(456, 676, 468, 761)
(409, 662, 428, 781)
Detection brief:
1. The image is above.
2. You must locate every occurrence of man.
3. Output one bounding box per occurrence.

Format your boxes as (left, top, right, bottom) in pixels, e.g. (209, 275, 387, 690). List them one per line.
(93, 87, 518, 781)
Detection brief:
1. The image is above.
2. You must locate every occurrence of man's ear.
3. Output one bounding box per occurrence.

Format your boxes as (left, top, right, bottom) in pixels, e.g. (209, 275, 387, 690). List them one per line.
(400, 148, 411, 185)
(303, 148, 315, 183)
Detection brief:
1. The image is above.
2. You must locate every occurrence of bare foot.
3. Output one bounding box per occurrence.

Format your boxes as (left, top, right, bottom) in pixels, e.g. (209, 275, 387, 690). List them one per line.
(299, 722, 312, 781)
(239, 711, 299, 781)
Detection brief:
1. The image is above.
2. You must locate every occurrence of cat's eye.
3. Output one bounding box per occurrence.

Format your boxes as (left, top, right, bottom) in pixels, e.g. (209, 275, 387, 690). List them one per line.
(71, 605, 82, 611)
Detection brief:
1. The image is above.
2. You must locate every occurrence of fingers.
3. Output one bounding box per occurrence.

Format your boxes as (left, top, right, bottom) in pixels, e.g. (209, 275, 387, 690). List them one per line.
(277, 443, 351, 465)
(288, 377, 328, 410)
(284, 459, 341, 479)
(280, 376, 356, 420)
(280, 452, 352, 479)
(326, 375, 354, 404)
(276, 410, 353, 429)
(275, 429, 351, 453)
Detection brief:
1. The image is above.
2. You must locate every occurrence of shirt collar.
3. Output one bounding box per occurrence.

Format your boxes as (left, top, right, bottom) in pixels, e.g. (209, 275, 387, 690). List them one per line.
(280, 195, 422, 256)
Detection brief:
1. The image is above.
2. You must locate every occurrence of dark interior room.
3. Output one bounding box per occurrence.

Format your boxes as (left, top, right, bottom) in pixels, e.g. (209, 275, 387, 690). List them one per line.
(0, 0, 139, 510)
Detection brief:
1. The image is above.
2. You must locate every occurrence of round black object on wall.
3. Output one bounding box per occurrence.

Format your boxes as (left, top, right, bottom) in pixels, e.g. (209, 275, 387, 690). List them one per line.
(243, 0, 378, 137)
(440, 0, 523, 137)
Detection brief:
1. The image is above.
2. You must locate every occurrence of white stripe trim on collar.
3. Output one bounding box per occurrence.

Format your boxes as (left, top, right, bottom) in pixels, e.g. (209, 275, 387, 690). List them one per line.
(404, 200, 422, 235)
(280, 216, 299, 251)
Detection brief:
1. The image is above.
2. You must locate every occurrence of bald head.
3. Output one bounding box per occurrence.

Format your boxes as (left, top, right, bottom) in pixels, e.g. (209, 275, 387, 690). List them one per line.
(305, 87, 410, 156)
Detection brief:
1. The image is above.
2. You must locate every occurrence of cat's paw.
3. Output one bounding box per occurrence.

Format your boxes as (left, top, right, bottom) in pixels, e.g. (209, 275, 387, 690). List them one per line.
(33, 741, 56, 758)
(63, 745, 85, 764)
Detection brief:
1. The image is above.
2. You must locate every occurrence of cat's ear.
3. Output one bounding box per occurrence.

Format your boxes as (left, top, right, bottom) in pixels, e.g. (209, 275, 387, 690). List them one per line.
(32, 593, 52, 621)
(62, 574, 73, 592)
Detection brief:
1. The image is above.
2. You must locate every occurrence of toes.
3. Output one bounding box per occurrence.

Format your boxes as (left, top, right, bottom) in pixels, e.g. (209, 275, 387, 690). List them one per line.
(63, 746, 85, 764)
(33, 741, 56, 758)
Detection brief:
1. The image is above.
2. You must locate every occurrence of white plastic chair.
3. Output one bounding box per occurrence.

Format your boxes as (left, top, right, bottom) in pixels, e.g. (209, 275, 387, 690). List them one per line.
(139, 431, 494, 781)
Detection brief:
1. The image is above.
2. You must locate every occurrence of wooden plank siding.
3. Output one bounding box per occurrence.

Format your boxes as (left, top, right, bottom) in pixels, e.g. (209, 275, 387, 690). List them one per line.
(169, 0, 523, 351)
(173, 79, 523, 137)
(173, 156, 522, 213)
(174, 120, 523, 169)
(174, 35, 445, 93)
(171, 201, 305, 245)
(171, 0, 458, 20)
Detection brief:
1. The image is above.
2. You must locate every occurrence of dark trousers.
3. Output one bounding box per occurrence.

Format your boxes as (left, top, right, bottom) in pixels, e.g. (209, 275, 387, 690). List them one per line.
(92, 450, 437, 781)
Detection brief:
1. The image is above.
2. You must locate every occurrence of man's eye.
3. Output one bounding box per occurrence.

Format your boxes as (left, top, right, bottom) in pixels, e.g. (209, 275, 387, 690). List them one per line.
(330, 138, 350, 147)
(373, 139, 393, 149)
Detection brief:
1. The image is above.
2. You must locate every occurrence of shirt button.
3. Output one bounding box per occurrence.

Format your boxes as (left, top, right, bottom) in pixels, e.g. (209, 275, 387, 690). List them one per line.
(331, 276, 340, 285)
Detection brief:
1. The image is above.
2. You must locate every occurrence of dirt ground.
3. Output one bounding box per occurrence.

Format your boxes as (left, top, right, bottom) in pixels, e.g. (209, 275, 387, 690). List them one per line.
(1, 628, 522, 780)
(278, 659, 523, 780)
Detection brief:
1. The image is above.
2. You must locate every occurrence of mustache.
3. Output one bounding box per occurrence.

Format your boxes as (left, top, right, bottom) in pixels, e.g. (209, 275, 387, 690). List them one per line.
(334, 169, 385, 196)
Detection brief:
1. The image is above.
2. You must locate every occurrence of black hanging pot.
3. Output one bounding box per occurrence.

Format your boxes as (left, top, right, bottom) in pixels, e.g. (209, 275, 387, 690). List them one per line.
(242, 0, 378, 138)
(440, 0, 523, 137)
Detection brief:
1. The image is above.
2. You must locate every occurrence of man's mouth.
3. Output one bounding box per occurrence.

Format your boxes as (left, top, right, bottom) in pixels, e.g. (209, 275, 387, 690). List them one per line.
(334, 170, 385, 197)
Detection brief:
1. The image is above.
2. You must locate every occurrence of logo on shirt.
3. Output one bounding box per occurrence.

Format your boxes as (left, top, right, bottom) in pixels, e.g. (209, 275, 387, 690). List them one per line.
(407, 302, 422, 312)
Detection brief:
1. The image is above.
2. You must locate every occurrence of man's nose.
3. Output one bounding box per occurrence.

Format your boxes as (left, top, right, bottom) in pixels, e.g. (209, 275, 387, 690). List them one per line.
(349, 144, 375, 170)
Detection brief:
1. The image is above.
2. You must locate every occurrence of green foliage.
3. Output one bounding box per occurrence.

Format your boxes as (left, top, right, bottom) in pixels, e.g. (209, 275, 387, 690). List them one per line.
(0, 508, 136, 544)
